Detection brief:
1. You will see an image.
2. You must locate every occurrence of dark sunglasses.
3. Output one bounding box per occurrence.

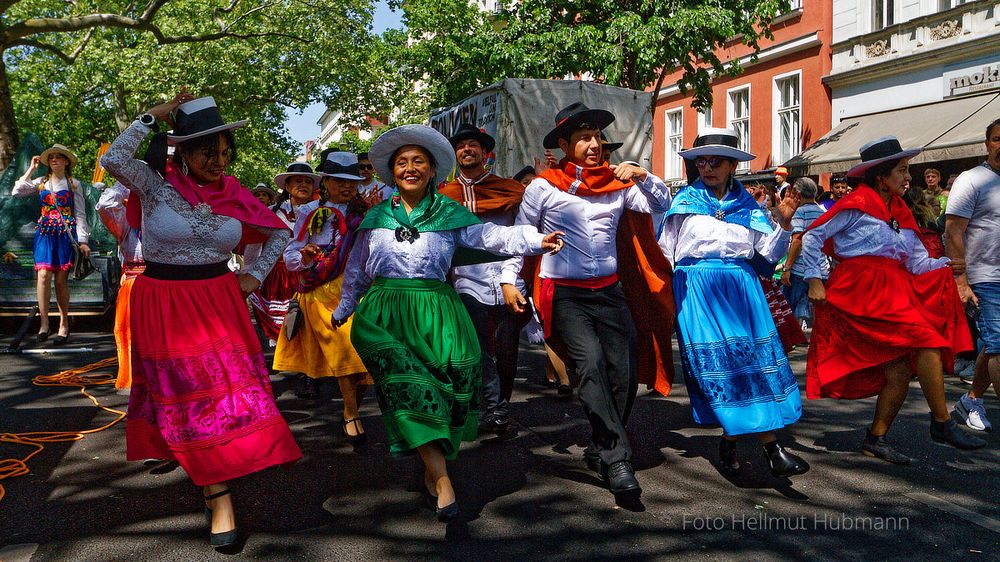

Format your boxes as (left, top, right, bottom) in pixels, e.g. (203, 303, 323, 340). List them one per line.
(358, 164, 374, 170)
(694, 156, 727, 169)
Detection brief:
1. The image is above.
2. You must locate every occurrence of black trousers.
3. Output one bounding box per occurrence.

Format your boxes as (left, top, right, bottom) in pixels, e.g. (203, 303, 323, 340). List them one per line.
(551, 283, 637, 466)
(460, 293, 521, 417)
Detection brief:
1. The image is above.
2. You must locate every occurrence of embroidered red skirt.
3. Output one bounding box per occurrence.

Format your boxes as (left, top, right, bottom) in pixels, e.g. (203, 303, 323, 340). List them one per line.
(761, 277, 807, 353)
(127, 270, 302, 485)
(807, 256, 971, 400)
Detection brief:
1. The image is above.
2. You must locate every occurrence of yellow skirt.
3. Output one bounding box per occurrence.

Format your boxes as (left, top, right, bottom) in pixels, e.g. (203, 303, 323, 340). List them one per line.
(273, 275, 369, 380)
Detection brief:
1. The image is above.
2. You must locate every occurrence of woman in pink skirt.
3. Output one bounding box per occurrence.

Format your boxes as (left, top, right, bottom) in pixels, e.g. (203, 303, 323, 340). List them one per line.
(101, 91, 301, 548)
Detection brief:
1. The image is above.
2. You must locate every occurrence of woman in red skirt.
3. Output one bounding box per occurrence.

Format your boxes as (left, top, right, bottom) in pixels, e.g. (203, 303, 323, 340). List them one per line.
(101, 91, 302, 548)
(801, 136, 986, 464)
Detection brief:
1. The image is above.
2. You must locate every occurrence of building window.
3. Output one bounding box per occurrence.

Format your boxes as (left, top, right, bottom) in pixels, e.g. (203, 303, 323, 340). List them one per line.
(873, 0, 895, 30)
(775, 74, 801, 164)
(727, 86, 751, 171)
(787, 0, 802, 10)
(938, 0, 973, 10)
(698, 107, 713, 132)
(665, 109, 684, 180)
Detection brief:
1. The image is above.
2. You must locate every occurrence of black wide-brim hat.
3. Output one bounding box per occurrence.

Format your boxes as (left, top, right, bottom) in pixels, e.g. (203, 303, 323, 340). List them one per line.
(600, 132, 623, 153)
(543, 102, 616, 149)
(677, 127, 755, 162)
(166, 97, 248, 145)
(449, 123, 496, 153)
(512, 165, 536, 183)
(846, 136, 922, 177)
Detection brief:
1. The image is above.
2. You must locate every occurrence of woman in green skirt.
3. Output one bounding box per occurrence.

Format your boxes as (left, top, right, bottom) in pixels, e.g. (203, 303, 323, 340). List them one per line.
(333, 125, 563, 522)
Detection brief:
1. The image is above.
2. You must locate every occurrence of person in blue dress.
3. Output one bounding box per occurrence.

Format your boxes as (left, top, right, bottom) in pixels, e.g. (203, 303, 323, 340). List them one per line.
(13, 144, 91, 344)
(658, 128, 809, 478)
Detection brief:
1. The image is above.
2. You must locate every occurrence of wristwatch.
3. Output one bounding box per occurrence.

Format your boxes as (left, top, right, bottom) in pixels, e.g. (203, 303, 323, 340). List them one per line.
(138, 113, 156, 127)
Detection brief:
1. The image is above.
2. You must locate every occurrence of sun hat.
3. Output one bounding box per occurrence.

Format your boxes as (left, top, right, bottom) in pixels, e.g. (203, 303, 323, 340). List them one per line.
(677, 128, 755, 162)
(369, 125, 456, 188)
(846, 136, 922, 178)
(317, 152, 365, 181)
(274, 162, 322, 189)
(166, 97, 248, 145)
(542, 102, 616, 150)
(39, 144, 78, 168)
(600, 132, 623, 153)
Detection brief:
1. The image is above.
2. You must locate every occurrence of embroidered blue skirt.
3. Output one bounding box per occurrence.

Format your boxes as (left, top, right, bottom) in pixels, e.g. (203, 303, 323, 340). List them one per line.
(673, 258, 802, 436)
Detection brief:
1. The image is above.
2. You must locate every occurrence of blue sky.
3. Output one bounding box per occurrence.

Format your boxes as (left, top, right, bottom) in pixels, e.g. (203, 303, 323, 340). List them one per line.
(282, 1, 401, 147)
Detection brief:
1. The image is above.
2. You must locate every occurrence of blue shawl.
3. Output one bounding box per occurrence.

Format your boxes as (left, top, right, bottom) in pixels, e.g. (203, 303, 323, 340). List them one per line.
(664, 177, 773, 234)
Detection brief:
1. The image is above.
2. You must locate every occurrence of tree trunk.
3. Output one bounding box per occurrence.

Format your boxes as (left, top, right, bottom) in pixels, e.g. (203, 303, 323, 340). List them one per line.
(0, 53, 20, 171)
(112, 83, 132, 132)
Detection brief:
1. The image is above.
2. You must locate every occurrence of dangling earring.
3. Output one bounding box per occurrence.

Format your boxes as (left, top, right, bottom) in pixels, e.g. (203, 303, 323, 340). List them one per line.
(181, 159, 190, 176)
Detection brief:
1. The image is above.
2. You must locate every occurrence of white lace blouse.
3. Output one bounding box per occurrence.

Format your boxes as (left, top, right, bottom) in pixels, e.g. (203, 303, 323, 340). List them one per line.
(100, 120, 288, 282)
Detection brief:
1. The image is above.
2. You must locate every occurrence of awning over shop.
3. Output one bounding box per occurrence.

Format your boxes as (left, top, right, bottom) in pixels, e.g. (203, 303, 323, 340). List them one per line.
(785, 92, 1000, 175)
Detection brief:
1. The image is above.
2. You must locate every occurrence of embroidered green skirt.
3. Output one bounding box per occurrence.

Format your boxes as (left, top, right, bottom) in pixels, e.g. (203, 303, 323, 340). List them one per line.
(350, 277, 481, 459)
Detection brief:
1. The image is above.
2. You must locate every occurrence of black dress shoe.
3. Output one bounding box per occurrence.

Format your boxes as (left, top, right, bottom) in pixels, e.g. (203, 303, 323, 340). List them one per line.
(52, 333, 68, 345)
(930, 418, 987, 450)
(862, 432, 911, 465)
(557, 384, 573, 396)
(478, 412, 510, 435)
(294, 376, 319, 400)
(342, 417, 367, 445)
(606, 460, 641, 494)
(35, 331, 49, 343)
(719, 438, 741, 472)
(763, 441, 809, 477)
(204, 488, 238, 547)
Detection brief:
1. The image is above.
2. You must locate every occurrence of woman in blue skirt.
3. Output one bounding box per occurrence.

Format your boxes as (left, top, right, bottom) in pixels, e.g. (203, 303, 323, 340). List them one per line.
(658, 128, 808, 478)
(13, 145, 91, 344)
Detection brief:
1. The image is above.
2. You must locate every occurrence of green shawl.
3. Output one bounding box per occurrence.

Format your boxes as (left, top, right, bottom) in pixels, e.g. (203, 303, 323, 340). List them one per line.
(359, 188, 506, 267)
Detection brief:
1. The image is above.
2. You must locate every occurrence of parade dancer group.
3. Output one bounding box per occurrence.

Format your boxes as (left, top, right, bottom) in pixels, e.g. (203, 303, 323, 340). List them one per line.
(93, 90, 992, 548)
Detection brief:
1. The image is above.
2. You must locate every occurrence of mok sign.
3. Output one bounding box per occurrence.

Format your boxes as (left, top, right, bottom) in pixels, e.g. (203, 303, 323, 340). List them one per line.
(945, 63, 1000, 98)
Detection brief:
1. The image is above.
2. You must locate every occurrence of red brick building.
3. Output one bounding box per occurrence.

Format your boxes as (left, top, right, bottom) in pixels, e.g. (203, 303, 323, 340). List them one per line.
(651, 1, 833, 184)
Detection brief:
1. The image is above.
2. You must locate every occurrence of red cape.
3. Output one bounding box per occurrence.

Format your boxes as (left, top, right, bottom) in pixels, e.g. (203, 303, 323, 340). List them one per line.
(439, 173, 525, 215)
(537, 160, 676, 396)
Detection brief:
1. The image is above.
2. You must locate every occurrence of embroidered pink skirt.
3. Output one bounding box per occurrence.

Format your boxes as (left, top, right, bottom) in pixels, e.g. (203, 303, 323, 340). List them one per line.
(126, 269, 302, 485)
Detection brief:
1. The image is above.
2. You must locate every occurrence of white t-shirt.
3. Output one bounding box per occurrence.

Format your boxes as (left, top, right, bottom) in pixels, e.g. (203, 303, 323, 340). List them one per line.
(946, 162, 1000, 284)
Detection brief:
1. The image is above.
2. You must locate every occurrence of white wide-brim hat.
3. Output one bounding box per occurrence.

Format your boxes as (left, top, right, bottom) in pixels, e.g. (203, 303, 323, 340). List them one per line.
(318, 151, 365, 181)
(677, 127, 755, 162)
(166, 97, 248, 145)
(39, 144, 79, 168)
(846, 136, 922, 178)
(274, 162, 322, 189)
(369, 125, 456, 189)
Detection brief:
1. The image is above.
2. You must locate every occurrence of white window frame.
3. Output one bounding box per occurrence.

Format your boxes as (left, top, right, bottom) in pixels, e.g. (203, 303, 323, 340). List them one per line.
(664, 108, 684, 180)
(772, 70, 802, 166)
(726, 85, 752, 172)
(871, 0, 896, 31)
(698, 106, 713, 133)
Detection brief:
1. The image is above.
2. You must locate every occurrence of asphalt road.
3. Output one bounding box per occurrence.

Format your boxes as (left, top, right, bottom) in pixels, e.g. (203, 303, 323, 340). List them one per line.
(1, 330, 998, 561)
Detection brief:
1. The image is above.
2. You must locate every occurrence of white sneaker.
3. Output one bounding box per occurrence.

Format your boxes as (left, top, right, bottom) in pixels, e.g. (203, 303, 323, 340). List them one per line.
(954, 393, 992, 432)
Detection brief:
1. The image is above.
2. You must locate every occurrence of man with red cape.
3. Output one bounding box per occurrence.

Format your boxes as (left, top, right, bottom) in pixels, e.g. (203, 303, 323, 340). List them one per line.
(500, 103, 675, 498)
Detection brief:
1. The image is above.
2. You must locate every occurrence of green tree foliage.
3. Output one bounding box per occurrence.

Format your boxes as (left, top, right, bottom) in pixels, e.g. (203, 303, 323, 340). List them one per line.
(366, 0, 788, 118)
(1, 0, 377, 184)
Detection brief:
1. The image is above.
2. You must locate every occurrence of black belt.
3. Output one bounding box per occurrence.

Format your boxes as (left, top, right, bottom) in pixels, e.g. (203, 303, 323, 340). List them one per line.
(142, 260, 230, 280)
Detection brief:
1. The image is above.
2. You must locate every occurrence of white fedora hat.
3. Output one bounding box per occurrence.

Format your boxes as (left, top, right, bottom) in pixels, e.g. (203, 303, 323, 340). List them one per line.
(317, 151, 365, 181)
(274, 162, 322, 189)
(678, 127, 755, 162)
(369, 125, 455, 188)
(39, 144, 79, 168)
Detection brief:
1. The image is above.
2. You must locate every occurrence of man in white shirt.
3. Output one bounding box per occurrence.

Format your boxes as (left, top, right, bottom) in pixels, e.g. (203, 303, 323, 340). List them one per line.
(946, 117, 1000, 432)
(500, 103, 673, 498)
(439, 124, 529, 435)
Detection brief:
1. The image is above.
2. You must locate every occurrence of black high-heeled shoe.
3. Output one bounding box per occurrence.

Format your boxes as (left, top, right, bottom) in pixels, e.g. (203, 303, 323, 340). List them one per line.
(52, 331, 69, 345)
(342, 417, 367, 445)
(36, 331, 49, 343)
(436, 501, 461, 523)
(719, 438, 741, 473)
(204, 488, 238, 547)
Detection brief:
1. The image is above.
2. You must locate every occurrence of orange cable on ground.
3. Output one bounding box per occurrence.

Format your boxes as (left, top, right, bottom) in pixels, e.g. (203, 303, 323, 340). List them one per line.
(0, 357, 124, 502)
